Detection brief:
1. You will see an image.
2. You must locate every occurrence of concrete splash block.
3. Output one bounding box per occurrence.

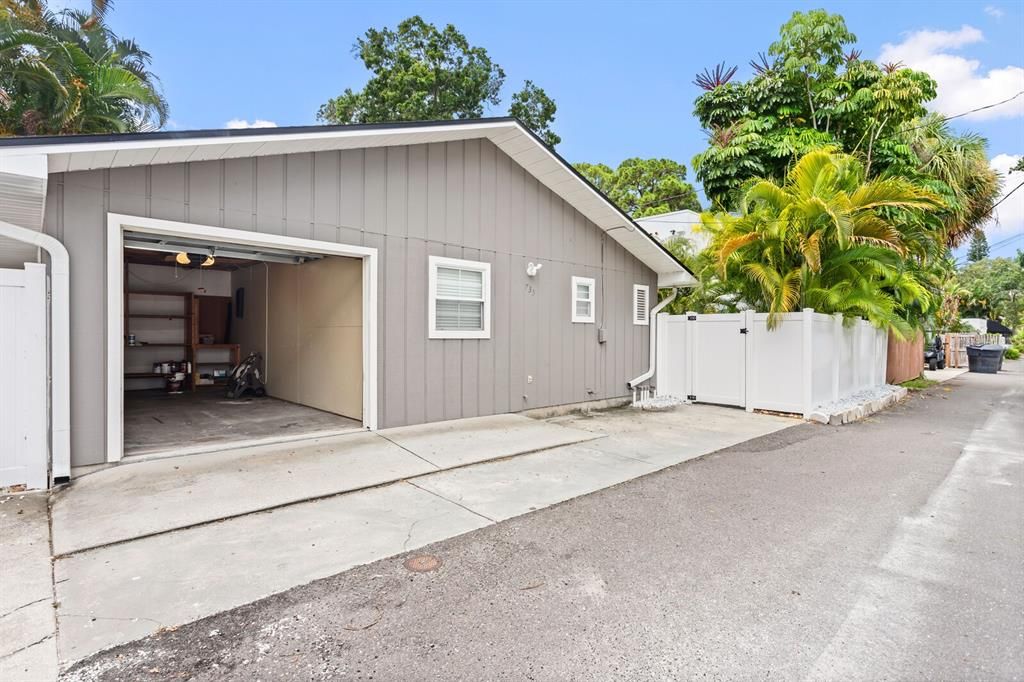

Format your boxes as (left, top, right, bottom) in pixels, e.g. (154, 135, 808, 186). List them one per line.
(808, 386, 909, 426)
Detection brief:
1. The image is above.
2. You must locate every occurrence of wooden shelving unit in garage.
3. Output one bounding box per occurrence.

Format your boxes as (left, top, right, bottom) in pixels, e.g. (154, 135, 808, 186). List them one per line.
(189, 295, 240, 390)
(123, 290, 240, 391)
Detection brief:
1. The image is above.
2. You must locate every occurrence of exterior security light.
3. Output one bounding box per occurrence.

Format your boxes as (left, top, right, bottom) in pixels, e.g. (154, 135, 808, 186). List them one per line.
(526, 262, 543, 277)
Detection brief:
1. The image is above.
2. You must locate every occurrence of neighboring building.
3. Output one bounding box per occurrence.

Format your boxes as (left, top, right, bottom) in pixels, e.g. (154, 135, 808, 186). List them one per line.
(0, 118, 695, 486)
(635, 209, 709, 251)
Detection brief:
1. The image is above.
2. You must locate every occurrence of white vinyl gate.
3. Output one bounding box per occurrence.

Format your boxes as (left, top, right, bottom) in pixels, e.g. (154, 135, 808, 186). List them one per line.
(0, 264, 48, 489)
(656, 309, 888, 417)
(660, 313, 748, 407)
(689, 313, 747, 407)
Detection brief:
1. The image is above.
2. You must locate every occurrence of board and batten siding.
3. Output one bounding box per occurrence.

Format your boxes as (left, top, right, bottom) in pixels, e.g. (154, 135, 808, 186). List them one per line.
(44, 139, 656, 467)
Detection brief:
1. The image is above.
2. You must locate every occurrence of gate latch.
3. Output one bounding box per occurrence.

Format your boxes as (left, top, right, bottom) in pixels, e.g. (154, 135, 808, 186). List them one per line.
(739, 327, 748, 334)
(687, 394, 697, 401)
(687, 315, 697, 321)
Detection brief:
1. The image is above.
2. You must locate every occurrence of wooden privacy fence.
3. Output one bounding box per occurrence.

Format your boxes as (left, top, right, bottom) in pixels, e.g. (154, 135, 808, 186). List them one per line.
(887, 331, 924, 384)
(942, 332, 1002, 368)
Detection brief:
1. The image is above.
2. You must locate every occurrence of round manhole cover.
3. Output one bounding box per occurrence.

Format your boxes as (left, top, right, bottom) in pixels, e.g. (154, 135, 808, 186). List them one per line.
(404, 554, 442, 573)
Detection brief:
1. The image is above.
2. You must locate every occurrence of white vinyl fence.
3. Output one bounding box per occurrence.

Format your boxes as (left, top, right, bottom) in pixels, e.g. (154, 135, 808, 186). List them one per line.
(656, 309, 888, 418)
(0, 263, 48, 489)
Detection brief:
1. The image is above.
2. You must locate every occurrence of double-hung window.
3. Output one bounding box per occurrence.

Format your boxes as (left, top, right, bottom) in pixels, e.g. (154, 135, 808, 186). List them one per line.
(429, 256, 491, 339)
(571, 276, 596, 323)
(633, 284, 650, 325)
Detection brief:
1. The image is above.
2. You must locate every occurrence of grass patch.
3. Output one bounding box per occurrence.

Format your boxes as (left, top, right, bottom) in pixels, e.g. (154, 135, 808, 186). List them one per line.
(901, 377, 938, 391)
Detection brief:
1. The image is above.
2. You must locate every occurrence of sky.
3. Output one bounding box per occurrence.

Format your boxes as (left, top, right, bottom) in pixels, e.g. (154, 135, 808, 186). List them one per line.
(64, 0, 1024, 258)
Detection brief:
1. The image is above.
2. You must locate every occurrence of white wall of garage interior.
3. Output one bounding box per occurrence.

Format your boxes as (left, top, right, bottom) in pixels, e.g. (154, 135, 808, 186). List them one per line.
(231, 258, 363, 420)
(656, 309, 888, 417)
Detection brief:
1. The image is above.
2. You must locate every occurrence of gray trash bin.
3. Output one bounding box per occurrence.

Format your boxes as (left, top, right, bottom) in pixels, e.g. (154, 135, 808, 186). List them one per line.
(966, 344, 1004, 374)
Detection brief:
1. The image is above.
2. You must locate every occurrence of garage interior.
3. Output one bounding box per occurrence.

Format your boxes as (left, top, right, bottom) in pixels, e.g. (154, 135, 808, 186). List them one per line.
(122, 232, 364, 458)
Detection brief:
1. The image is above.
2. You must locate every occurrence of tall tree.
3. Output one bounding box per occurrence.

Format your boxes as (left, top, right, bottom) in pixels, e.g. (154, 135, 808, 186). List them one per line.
(317, 16, 504, 125)
(317, 16, 562, 145)
(574, 158, 701, 218)
(967, 230, 990, 262)
(690, 10, 936, 209)
(901, 114, 1001, 247)
(509, 80, 559, 147)
(1, 0, 167, 135)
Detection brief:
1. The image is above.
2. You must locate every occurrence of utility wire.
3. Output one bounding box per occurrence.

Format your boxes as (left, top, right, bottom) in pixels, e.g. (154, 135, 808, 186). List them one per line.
(886, 90, 1024, 138)
(990, 179, 1024, 211)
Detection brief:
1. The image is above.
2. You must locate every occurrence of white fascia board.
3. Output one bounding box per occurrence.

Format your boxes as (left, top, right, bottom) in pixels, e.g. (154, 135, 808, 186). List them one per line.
(0, 152, 47, 179)
(658, 270, 698, 288)
(0, 120, 517, 162)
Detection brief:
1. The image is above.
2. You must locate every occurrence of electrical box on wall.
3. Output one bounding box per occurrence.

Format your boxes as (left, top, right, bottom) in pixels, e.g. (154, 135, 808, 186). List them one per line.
(597, 327, 607, 344)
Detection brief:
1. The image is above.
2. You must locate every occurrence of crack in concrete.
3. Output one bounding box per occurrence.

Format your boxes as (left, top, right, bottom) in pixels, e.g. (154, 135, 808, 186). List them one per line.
(401, 518, 422, 552)
(0, 596, 51, 620)
(0, 633, 54, 661)
(405, 481, 497, 524)
(375, 433, 441, 469)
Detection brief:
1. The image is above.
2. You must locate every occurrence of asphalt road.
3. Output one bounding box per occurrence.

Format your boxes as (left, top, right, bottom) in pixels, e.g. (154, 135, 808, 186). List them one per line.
(65, 366, 1024, 681)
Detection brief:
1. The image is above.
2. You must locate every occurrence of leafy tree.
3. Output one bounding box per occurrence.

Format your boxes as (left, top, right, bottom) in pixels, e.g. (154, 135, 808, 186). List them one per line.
(317, 16, 504, 125)
(317, 16, 562, 146)
(1, 0, 167, 135)
(690, 10, 936, 208)
(967, 230, 989, 262)
(959, 258, 1024, 329)
(574, 158, 701, 218)
(509, 80, 559, 147)
(703, 149, 940, 335)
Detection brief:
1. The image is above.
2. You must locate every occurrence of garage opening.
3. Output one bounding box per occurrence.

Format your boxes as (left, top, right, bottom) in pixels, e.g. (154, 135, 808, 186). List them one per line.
(119, 230, 366, 459)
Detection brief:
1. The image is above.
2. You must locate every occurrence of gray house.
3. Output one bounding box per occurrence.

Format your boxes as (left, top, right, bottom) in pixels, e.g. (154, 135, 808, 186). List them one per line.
(0, 118, 694, 486)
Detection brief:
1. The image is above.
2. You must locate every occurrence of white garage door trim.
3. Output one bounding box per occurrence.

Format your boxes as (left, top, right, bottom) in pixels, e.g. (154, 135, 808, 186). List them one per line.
(105, 213, 379, 464)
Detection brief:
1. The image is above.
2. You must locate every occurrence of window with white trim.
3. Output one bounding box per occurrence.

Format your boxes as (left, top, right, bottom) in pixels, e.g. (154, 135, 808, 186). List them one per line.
(429, 256, 491, 339)
(633, 284, 650, 325)
(571, 276, 596, 323)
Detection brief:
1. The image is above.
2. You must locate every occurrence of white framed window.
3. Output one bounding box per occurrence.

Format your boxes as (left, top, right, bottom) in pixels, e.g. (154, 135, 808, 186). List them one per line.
(633, 284, 650, 326)
(429, 256, 491, 339)
(571, 276, 596, 323)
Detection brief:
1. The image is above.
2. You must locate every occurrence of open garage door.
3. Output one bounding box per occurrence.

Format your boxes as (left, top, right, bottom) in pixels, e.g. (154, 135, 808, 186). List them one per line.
(107, 215, 379, 463)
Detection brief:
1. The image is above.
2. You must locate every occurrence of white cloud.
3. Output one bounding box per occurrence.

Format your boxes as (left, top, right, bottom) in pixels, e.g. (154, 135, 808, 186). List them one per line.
(983, 5, 1004, 19)
(224, 119, 278, 129)
(986, 153, 1024, 236)
(878, 26, 1024, 121)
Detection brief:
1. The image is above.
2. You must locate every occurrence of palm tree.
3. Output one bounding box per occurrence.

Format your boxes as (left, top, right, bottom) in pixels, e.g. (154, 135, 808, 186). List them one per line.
(903, 114, 1001, 248)
(0, 0, 167, 135)
(705, 149, 941, 335)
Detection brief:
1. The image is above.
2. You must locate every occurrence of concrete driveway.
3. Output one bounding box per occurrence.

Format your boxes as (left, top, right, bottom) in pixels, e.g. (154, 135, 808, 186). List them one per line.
(61, 362, 1024, 681)
(4, 403, 797, 678)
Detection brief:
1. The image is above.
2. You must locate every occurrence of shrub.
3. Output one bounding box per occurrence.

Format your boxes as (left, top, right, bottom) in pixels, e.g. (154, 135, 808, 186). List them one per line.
(1005, 346, 1021, 360)
(1012, 328, 1024, 353)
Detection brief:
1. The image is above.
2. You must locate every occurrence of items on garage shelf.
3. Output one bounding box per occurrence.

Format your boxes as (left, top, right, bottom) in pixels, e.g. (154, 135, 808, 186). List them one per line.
(123, 289, 240, 391)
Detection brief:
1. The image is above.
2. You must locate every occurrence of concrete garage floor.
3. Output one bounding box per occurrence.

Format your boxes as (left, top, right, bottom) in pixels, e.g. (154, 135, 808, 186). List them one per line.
(40, 404, 798, 672)
(123, 390, 362, 458)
